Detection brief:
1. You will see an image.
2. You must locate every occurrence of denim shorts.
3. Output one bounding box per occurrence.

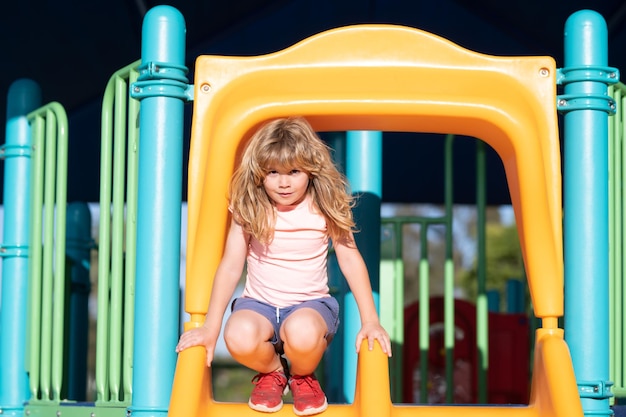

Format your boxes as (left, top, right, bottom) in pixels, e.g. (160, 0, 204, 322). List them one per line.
(231, 296, 340, 353)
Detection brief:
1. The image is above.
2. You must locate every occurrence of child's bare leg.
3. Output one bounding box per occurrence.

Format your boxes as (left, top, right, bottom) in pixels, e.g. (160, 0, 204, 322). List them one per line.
(224, 309, 282, 373)
(280, 308, 328, 375)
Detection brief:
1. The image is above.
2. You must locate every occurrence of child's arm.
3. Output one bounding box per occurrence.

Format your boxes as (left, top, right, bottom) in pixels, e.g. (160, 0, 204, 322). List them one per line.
(175, 218, 249, 366)
(334, 233, 392, 357)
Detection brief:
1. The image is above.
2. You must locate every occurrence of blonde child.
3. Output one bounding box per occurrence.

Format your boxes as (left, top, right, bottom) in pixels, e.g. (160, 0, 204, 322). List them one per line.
(176, 117, 391, 416)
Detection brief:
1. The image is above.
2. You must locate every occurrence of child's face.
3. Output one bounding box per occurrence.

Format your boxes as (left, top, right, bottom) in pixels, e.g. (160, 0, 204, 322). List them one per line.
(263, 166, 310, 210)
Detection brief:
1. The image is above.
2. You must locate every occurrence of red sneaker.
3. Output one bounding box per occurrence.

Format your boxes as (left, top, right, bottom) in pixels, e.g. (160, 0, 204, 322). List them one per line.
(289, 374, 328, 416)
(248, 371, 289, 413)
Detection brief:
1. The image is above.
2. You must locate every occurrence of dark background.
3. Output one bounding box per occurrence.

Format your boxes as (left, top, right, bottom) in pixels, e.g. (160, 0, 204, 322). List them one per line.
(2, 0, 625, 205)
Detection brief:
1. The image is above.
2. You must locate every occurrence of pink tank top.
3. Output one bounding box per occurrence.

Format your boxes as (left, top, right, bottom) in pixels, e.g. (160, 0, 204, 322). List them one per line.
(243, 196, 330, 307)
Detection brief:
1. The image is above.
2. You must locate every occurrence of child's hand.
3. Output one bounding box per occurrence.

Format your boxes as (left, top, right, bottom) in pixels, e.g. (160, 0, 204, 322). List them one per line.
(175, 326, 217, 367)
(355, 322, 392, 357)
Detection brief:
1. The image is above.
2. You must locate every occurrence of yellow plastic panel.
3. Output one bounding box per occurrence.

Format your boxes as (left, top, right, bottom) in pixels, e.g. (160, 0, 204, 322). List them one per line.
(171, 24, 582, 417)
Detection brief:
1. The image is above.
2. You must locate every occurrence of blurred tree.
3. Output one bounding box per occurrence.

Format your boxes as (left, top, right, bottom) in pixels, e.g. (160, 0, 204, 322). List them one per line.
(458, 222, 526, 311)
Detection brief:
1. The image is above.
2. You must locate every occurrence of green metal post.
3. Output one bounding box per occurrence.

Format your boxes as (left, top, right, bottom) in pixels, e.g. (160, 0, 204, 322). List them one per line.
(476, 140, 488, 403)
(443, 134, 455, 403)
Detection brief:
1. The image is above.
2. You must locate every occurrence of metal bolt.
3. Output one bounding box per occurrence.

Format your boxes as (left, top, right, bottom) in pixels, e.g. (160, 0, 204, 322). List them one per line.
(559, 99, 567, 107)
(609, 72, 617, 79)
(539, 67, 550, 77)
(56, 411, 61, 417)
(133, 86, 141, 93)
(201, 83, 211, 93)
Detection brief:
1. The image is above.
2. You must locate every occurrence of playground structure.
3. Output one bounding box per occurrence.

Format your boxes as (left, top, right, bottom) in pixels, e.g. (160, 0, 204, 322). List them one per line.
(0, 5, 623, 417)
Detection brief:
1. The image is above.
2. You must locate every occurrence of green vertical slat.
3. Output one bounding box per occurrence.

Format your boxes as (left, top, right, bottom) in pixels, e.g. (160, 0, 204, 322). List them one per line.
(50, 103, 68, 401)
(392, 223, 404, 402)
(381, 214, 450, 404)
(24, 102, 68, 403)
(443, 134, 455, 404)
(96, 60, 141, 405)
(608, 85, 615, 396)
(608, 83, 626, 399)
(123, 67, 140, 401)
(418, 228, 429, 403)
(379, 221, 401, 401)
(609, 85, 620, 397)
(47, 108, 60, 401)
(109, 74, 128, 401)
(618, 87, 626, 395)
(97, 71, 115, 403)
(40, 109, 57, 400)
(27, 115, 45, 400)
(621, 91, 626, 395)
(475, 140, 488, 404)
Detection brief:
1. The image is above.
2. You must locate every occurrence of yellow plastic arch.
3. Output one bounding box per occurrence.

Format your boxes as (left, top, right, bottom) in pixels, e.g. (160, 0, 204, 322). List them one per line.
(171, 24, 582, 417)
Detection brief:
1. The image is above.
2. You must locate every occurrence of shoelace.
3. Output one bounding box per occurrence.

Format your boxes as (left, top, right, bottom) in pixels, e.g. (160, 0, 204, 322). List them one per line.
(252, 372, 286, 390)
(290, 376, 321, 394)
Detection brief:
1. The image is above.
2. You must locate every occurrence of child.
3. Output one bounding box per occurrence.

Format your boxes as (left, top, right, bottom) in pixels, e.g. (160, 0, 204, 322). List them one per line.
(175, 117, 392, 416)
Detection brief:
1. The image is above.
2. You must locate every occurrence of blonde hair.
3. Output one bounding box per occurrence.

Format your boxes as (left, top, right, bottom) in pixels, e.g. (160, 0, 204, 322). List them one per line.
(229, 117, 356, 244)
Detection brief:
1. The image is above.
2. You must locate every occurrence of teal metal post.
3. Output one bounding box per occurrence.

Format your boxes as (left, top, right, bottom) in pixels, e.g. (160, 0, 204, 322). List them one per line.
(324, 132, 347, 402)
(343, 130, 382, 402)
(506, 279, 524, 314)
(129, 6, 189, 417)
(65, 202, 93, 400)
(0, 79, 41, 416)
(561, 10, 618, 416)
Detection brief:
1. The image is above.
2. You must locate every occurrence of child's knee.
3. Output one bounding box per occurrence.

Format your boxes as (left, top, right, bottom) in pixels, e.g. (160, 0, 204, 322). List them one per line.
(281, 313, 326, 350)
(225, 320, 259, 348)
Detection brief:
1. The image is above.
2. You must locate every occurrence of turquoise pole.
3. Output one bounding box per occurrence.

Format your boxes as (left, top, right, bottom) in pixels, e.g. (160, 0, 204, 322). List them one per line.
(0, 79, 41, 416)
(129, 6, 188, 417)
(506, 279, 523, 314)
(65, 202, 93, 400)
(562, 10, 616, 416)
(343, 130, 382, 402)
(324, 132, 347, 402)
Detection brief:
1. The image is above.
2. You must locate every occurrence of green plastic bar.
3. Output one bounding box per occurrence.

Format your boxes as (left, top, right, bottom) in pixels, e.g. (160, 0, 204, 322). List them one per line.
(379, 222, 403, 401)
(123, 66, 140, 401)
(607, 84, 617, 396)
(49, 104, 68, 401)
(443, 134, 455, 404)
(381, 214, 450, 403)
(475, 140, 488, 403)
(392, 224, 404, 401)
(24, 103, 68, 402)
(376, 135, 465, 404)
(96, 61, 141, 405)
(611, 88, 626, 390)
(419, 227, 430, 403)
(27, 115, 44, 399)
(607, 85, 614, 394)
(96, 69, 114, 402)
(608, 83, 626, 397)
(621, 89, 626, 398)
(39, 109, 57, 400)
(616, 87, 623, 391)
(380, 137, 489, 405)
(107, 72, 128, 400)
